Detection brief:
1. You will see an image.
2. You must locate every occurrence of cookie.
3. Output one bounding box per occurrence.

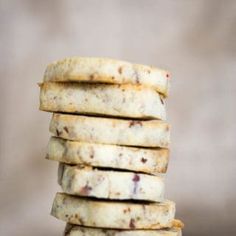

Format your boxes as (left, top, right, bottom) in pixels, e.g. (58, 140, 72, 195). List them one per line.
(51, 193, 175, 229)
(46, 137, 169, 175)
(49, 114, 170, 148)
(58, 164, 165, 202)
(64, 224, 182, 236)
(39, 82, 166, 119)
(43, 57, 170, 97)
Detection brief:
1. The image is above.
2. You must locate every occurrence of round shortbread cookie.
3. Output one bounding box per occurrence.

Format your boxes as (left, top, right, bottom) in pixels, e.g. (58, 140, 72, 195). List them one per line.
(39, 82, 166, 120)
(46, 137, 169, 175)
(51, 193, 175, 229)
(43, 57, 170, 97)
(64, 224, 182, 236)
(58, 164, 165, 202)
(49, 114, 170, 148)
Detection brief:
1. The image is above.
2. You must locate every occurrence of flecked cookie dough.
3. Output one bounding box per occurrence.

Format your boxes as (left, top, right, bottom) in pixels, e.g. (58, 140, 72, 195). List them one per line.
(46, 137, 169, 175)
(49, 114, 170, 148)
(58, 164, 165, 202)
(43, 57, 170, 97)
(40, 82, 166, 120)
(51, 193, 175, 229)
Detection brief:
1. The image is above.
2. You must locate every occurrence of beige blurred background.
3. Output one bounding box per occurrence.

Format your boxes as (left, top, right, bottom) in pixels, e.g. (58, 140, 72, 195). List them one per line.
(0, 0, 236, 235)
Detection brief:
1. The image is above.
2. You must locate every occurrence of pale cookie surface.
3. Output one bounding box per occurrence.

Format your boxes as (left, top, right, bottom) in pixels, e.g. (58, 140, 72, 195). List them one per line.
(58, 164, 165, 202)
(46, 137, 169, 175)
(64, 224, 182, 236)
(43, 57, 170, 96)
(51, 193, 175, 229)
(49, 114, 170, 148)
(40, 82, 166, 120)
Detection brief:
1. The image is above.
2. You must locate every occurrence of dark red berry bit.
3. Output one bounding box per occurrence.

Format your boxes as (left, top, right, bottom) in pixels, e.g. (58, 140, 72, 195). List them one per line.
(129, 121, 142, 128)
(80, 184, 92, 195)
(141, 158, 147, 163)
(132, 174, 140, 182)
(118, 67, 123, 74)
(64, 126, 69, 133)
(129, 218, 136, 229)
(56, 129, 62, 136)
(160, 98, 164, 105)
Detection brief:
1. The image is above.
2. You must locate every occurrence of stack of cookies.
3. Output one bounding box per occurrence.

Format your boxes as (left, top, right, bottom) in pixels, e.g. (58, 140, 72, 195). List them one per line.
(39, 57, 183, 235)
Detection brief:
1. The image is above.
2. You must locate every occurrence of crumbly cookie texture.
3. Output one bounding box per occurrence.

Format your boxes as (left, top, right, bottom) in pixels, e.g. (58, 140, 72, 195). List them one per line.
(51, 193, 175, 229)
(64, 224, 182, 236)
(43, 57, 170, 97)
(58, 164, 165, 202)
(46, 137, 169, 175)
(40, 82, 166, 120)
(49, 114, 170, 148)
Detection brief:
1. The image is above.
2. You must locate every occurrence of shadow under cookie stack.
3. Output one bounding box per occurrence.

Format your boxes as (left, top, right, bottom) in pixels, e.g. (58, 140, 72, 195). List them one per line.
(39, 57, 184, 236)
